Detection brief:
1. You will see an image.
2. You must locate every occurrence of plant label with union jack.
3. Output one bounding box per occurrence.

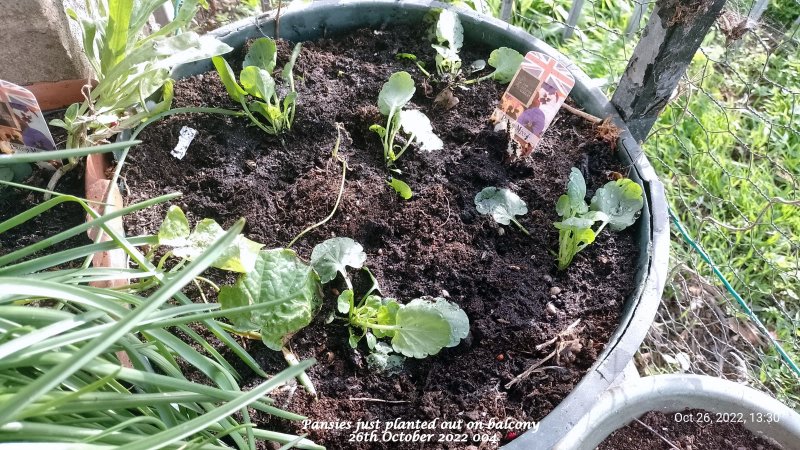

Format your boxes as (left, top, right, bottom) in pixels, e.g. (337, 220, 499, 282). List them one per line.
(0, 79, 56, 155)
(490, 51, 575, 158)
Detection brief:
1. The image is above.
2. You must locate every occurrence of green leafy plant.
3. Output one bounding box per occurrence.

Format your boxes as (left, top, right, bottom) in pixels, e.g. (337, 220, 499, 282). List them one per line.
(474, 186, 531, 235)
(404, 9, 522, 86)
(310, 237, 470, 360)
(370, 71, 443, 165)
(44, 0, 233, 193)
(432, 9, 464, 77)
(554, 168, 644, 270)
(369, 71, 442, 198)
(464, 47, 525, 84)
(157, 205, 263, 273)
(213, 37, 303, 134)
(218, 249, 322, 352)
(0, 150, 321, 449)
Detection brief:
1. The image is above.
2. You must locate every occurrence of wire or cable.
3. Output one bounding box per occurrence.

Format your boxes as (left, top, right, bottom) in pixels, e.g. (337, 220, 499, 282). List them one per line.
(670, 207, 800, 379)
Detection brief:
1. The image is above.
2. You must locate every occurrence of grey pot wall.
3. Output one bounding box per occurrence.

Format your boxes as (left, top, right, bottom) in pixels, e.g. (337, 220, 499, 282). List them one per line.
(173, 1, 671, 448)
(553, 374, 800, 449)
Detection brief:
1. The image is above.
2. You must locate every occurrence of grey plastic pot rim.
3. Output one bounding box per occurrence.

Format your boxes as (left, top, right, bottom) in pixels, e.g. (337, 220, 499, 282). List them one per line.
(552, 374, 800, 450)
(169, 2, 671, 448)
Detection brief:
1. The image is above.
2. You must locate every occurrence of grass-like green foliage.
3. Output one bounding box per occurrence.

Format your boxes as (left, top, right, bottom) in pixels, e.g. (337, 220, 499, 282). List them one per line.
(310, 238, 470, 360)
(213, 37, 303, 135)
(554, 168, 643, 270)
(0, 148, 321, 450)
(474, 186, 531, 235)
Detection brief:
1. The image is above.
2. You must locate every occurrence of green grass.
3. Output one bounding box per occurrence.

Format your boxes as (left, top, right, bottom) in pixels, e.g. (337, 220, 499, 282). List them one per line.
(0, 146, 321, 449)
(483, 0, 800, 406)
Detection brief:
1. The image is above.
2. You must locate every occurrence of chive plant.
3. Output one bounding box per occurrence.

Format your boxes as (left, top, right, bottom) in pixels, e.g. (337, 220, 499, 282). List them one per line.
(0, 147, 321, 450)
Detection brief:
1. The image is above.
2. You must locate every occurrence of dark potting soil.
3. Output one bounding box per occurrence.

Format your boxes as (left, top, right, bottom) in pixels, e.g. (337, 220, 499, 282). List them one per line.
(122, 26, 641, 449)
(597, 409, 782, 450)
(0, 113, 91, 261)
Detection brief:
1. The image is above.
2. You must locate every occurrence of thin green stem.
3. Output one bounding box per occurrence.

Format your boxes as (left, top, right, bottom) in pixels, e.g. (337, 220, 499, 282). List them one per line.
(287, 125, 346, 247)
(510, 218, 531, 236)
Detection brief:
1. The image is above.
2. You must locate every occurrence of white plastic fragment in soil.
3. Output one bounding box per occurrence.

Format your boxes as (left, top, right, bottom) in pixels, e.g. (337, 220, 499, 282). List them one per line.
(172, 126, 198, 160)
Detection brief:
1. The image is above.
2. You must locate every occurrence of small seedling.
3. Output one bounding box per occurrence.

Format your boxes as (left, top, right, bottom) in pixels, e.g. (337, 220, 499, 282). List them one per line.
(464, 47, 525, 85)
(554, 168, 644, 269)
(309, 237, 469, 361)
(213, 37, 302, 134)
(432, 9, 464, 78)
(157, 205, 263, 273)
(369, 71, 442, 198)
(396, 53, 431, 78)
(474, 187, 530, 235)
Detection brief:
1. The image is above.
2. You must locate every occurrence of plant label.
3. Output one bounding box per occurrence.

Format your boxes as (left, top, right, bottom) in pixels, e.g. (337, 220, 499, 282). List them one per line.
(172, 126, 198, 160)
(0, 80, 56, 155)
(490, 51, 575, 158)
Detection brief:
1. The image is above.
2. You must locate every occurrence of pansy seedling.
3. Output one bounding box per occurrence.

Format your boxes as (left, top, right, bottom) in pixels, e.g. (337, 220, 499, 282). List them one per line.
(474, 187, 530, 235)
(553, 168, 644, 269)
(213, 37, 302, 134)
(157, 205, 263, 273)
(465, 47, 524, 85)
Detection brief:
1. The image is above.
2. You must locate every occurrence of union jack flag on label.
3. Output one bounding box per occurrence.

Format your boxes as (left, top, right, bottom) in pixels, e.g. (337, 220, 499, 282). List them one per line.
(0, 79, 56, 155)
(490, 51, 575, 158)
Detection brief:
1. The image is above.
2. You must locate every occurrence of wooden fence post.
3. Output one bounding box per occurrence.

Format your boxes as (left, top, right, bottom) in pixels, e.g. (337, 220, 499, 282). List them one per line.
(611, 0, 727, 142)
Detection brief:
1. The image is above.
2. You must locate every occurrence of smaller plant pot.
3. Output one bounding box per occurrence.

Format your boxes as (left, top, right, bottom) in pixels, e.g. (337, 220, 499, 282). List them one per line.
(552, 374, 800, 449)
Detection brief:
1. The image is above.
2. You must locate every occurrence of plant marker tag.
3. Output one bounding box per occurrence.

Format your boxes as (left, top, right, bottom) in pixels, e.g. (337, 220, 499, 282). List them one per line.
(490, 51, 575, 158)
(0, 80, 56, 154)
(172, 126, 198, 160)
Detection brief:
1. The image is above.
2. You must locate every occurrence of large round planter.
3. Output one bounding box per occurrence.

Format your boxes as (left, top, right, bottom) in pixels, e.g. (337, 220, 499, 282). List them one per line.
(553, 374, 800, 449)
(164, 1, 670, 448)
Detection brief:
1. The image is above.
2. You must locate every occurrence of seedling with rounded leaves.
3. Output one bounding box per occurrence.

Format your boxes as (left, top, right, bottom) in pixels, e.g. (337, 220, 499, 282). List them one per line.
(464, 47, 525, 85)
(432, 9, 464, 77)
(157, 205, 263, 273)
(218, 249, 322, 351)
(213, 37, 302, 134)
(554, 168, 644, 269)
(396, 53, 431, 78)
(310, 237, 470, 361)
(474, 187, 530, 235)
(370, 71, 442, 198)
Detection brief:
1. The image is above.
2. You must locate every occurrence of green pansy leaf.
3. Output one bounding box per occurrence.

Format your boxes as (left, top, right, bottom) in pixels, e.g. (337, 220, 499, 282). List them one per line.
(399, 110, 443, 151)
(212, 56, 246, 103)
(310, 237, 367, 284)
(171, 218, 264, 273)
(388, 177, 413, 200)
(434, 9, 463, 51)
(366, 342, 405, 374)
(366, 332, 377, 350)
(425, 297, 469, 347)
(243, 37, 277, 71)
(337, 289, 354, 315)
(373, 298, 399, 339)
(348, 328, 360, 348)
(487, 47, 524, 84)
(220, 249, 322, 351)
(240, 66, 275, 100)
(157, 205, 191, 246)
(218, 285, 259, 331)
(474, 187, 528, 226)
(556, 168, 589, 218)
(378, 71, 415, 116)
(281, 42, 303, 85)
(590, 178, 644, 231)
(391, 301, 452, 358)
